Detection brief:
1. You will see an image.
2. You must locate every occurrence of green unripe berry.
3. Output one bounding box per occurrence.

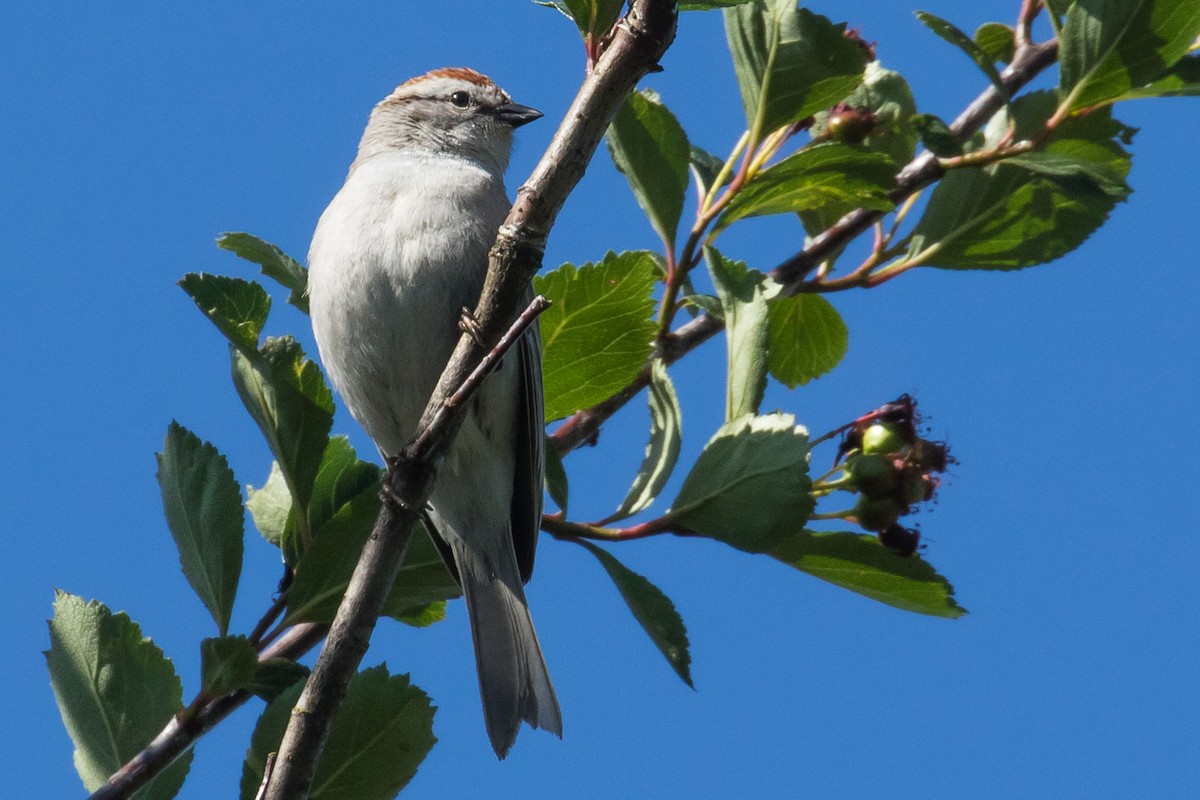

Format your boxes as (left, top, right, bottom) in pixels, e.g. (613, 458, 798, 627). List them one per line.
(848, 454, 899, 498)
(854, 495, 903, 532)
(861, 422, 906, 455)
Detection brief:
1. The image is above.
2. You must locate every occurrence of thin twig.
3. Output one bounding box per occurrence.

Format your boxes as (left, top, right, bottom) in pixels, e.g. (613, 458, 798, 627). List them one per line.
(254, 753, 277, 800)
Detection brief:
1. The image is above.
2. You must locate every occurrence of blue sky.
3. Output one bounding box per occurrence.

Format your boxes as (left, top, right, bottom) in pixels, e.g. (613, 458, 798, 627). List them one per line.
(3, 1, 1198, 798)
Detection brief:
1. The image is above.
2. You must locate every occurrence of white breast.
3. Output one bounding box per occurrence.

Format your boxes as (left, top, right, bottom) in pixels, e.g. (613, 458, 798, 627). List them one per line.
(308, 151, 511, 454)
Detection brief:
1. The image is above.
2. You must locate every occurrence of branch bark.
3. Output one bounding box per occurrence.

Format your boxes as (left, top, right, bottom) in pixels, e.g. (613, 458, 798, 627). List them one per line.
(261, 4, 679, 799)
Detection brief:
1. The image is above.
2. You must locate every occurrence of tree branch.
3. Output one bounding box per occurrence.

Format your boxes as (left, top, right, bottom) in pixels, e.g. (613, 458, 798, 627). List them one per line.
(550, 38, 1060, 457)
(262, 4, 679, 798)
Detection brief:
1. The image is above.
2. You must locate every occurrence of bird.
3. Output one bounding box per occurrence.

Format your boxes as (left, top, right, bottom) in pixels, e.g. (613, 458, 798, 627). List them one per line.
(307, 67, 561, 758)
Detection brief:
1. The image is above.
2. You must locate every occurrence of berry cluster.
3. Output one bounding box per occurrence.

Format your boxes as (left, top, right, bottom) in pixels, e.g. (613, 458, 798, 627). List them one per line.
(835, 395, 950, 556)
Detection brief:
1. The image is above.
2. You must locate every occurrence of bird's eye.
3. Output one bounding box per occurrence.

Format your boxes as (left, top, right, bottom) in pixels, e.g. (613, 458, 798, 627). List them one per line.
(449, 91, 470, 108)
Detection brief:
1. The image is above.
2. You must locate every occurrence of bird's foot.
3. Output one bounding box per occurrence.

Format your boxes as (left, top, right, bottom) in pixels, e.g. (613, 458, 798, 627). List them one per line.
(458, 307, 485, 346)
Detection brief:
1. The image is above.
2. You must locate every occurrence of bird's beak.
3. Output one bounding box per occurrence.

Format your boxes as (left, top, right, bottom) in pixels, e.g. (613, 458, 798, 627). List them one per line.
(494, 101, 543, 128)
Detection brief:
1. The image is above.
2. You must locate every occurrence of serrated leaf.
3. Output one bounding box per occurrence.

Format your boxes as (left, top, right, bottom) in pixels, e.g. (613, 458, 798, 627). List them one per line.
(249, 658, 310, 702)
(200, 635, 259, 697)
(217, 232, 309, 314)
(285, 487, 459, 625)
(544, 439, 569, 514)
(240, 665, 435, 800)
(768, 530, 966, 617)
(534, 252, 658, 422)
(576, 539, 693, 687)
(611, 359, 683, 520)
(1060, 0, 1200, 110)
(717, 143, 895, 233)
(724, 1, 868, 137)
(179, 273, 271, 352)
(705, 248, 769, 421)
(908, 165, 1114, 270)
(916, 11, 1009, 101)
(670, 413, 812, 550)
(608, 90, 691, 249)
(766, 292, 848, 388)
(246, 461, 290, 548)
(232, 336, 334, 558)
(157, 422, 244, 634)
(974, 22, 1016, 64)
(909, 92, 1132, 270)
(46, 592, 193, 798)
(1108, 53, 1200, 101)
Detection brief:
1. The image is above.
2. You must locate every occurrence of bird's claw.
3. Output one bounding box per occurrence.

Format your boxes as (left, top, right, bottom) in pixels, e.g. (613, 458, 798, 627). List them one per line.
(459, 307, 485, 346)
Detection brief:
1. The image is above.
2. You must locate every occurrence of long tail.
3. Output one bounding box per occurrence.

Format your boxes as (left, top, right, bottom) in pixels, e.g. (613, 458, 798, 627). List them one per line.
(451, 537, 562, 758)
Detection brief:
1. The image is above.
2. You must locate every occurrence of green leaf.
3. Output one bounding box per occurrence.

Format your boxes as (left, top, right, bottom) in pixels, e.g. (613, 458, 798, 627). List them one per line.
(912, 113, 963, 157)
(156, 422, 244, 634)
(200, 635, 259, 697)
(544, 439, 570, 514)
(285, 487, 459, 625)
(1060, 0, 1200, 110)
(391, 601, 447, 628)
(768, 530, 966, 618)
(179, 273, 271, 352)
(232, 336, 334, 558)
(916, 11, 1009, 101)
(534, 251, 659, 422)
(716, 143, 895, 233)
(908, 165, 1113, 270)
(576, 539, 693, 687)
(607, 90, 691, 249)
(688, 145, 732, 197)
(535, 0, 623, 42)
(670, 413, 812, 551)
(683, 293, 724, 320)
(705, 248, 769, 422)
(766, 292, 848, 388)
(45, 592, 193, 798)
(909, 92, 1132, 270)
(974, 22, 1016, 64)
(241, 665, 435, 800)
(249, 658, 310, 702)
(246, 461, 290, 548)
(1108, 53, 1200, 101)
(217, 232, 309, 314)
(611, 359, 683, 520)
(306, 436, 384, 541)
(724, 1, 868, 137)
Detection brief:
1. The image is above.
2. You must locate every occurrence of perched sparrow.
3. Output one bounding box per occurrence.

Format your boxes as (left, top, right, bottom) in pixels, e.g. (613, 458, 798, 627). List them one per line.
(307, 68, 560, 757)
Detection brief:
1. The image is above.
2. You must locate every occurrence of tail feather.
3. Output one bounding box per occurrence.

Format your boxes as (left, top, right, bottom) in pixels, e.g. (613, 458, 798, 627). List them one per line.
(452, 538, 562, 758)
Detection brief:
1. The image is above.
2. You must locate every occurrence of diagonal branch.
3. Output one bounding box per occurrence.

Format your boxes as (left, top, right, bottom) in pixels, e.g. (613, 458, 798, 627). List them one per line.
(549, 38, 1059, 457)
(261, 4, 679, 799)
